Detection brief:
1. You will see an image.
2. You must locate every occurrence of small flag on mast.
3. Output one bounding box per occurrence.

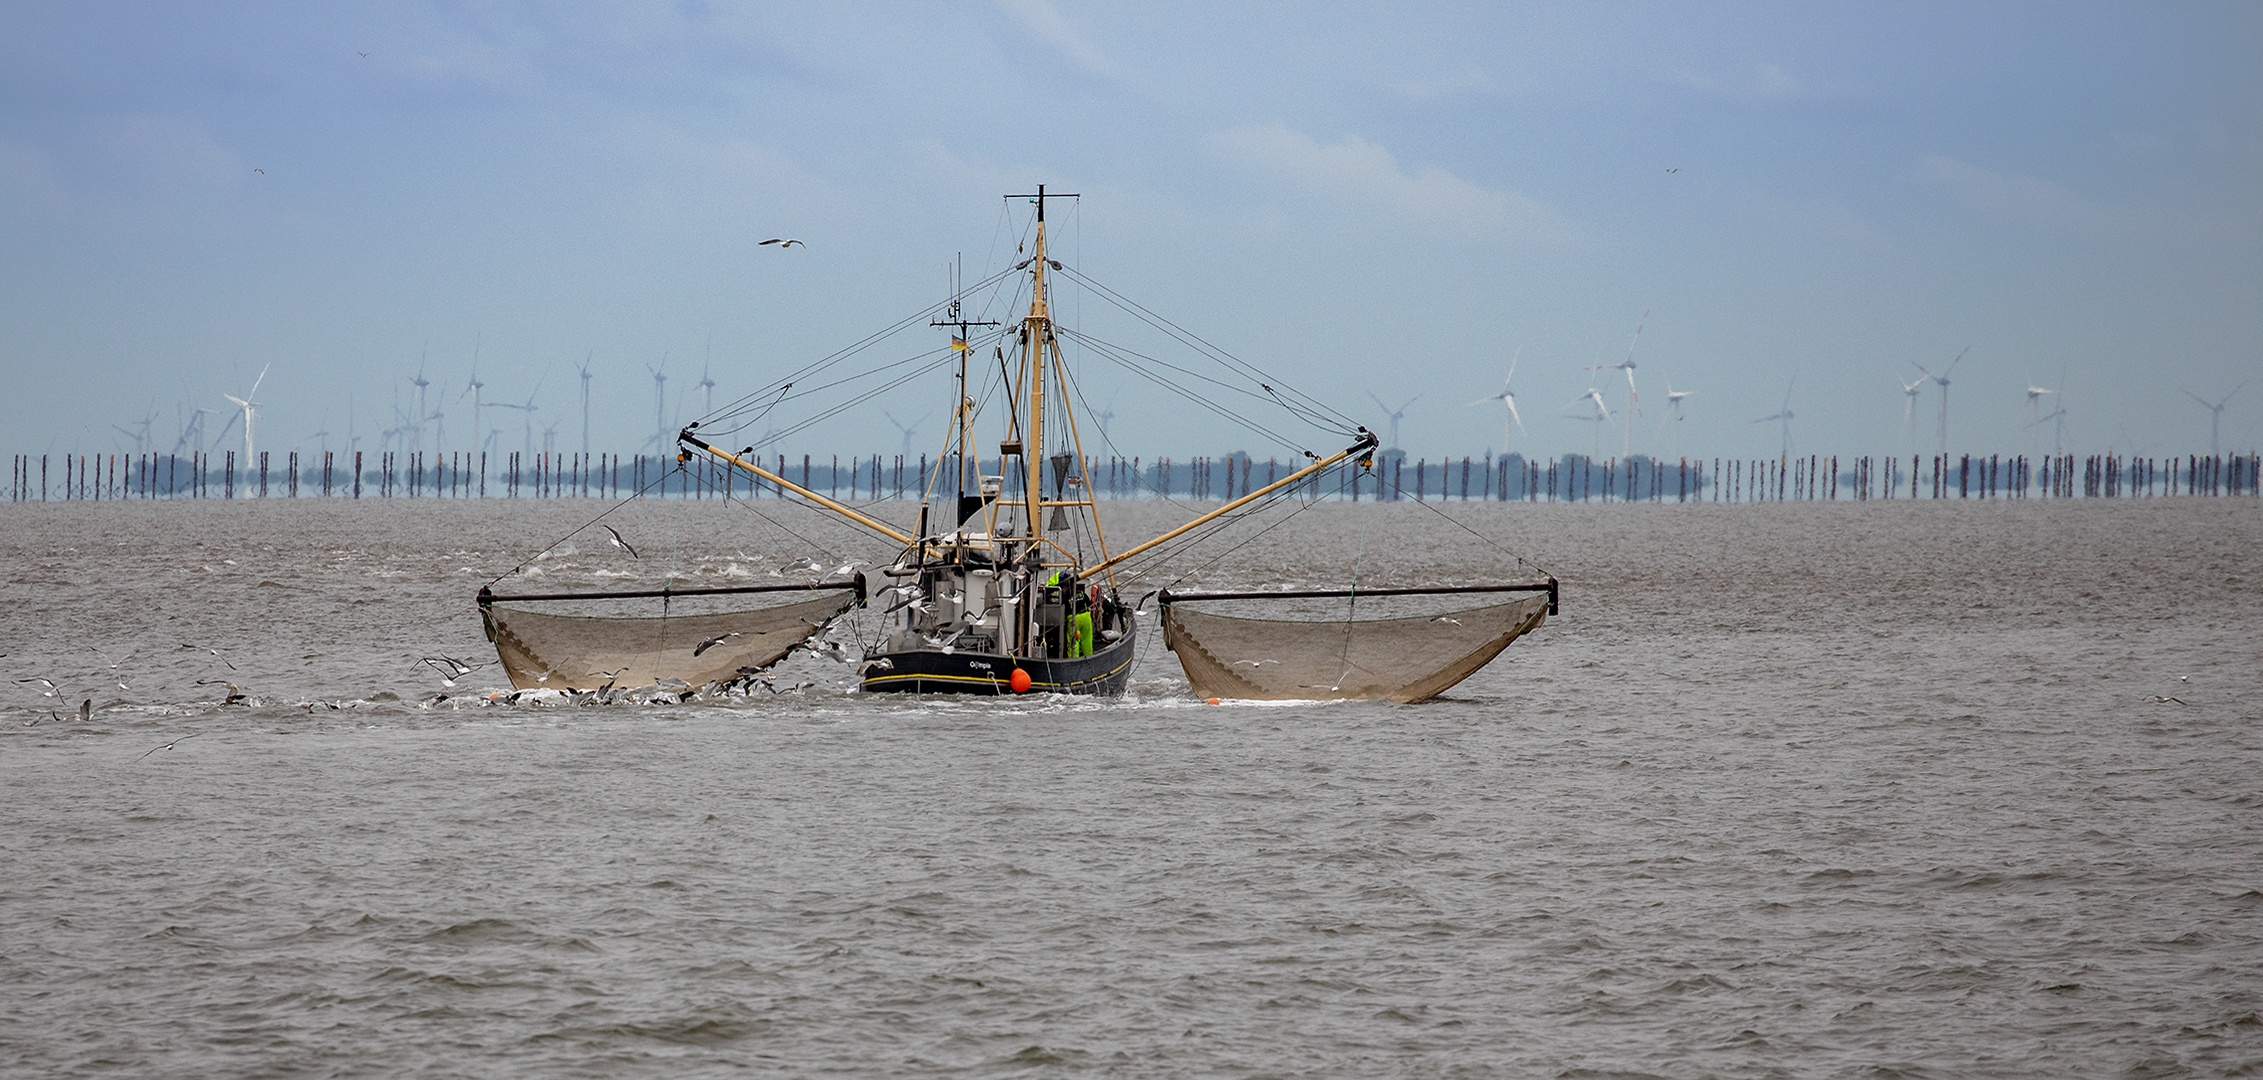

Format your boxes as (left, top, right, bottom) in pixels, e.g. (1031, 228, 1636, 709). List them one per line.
(951, 337, 968, 351)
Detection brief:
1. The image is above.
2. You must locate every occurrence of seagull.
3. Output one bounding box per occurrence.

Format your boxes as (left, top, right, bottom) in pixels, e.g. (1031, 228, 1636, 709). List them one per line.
(15, 677, 58, 698)
(692, 631, 743, 657)
(77, 699, 91, 722)
(780, 556, 823, 576)
(758, 238, 804, 248)
(2150, 695, 2188, 705)
(197, 680, 250, 705)
(181, 643, 236, 671)
(1665, 168, 1678, 173)
(590, 667, 628, 690)
(137, 732, 202, 761)
(415, 656, 486, 687)
(601, 524, 640, 559)
(1431, 616, 1462, 625)
(357, 51, 367, 57)
(1232, 659, 1280, 667)
(885, 595, 934, 616)
(859, 657, 895, 672)
(803, 640, 851, 663)
(826, 560, 862, 578)
(253, 168, 264, 174)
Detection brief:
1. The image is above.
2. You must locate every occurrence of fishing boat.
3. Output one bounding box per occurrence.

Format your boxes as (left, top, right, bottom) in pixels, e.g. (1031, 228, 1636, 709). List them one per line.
(477, 186, 1556, 701)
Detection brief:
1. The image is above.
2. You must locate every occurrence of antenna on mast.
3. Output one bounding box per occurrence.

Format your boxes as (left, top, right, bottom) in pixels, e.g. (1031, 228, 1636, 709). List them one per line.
(932, 253, 1000, 525)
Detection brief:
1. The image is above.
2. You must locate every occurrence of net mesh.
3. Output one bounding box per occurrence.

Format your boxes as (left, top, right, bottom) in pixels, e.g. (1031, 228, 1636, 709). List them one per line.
(482, 591, 856, 691)
(1161, 594, 1548, 703)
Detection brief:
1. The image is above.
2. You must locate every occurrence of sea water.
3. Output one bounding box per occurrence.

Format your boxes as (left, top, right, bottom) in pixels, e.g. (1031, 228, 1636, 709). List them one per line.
(2, 496, 2258, 1077)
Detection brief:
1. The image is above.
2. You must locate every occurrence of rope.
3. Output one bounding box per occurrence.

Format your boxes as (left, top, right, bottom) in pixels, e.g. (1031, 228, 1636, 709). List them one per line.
(485, 460, 678, 587)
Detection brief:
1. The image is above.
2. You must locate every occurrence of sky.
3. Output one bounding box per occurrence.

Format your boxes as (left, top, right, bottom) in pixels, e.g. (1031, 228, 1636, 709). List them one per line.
(2, 1, 2258, 466)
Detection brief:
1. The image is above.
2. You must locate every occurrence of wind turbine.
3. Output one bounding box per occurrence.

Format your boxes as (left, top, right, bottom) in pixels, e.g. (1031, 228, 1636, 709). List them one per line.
(1604, 311, 1646, 457)
(483, 380, 543, 458)
(2182, 382, 2246, 455)
(1564, 388, 1610, 459)
(646, 357, 669, 453)
(223, 364, 270, 470)
(112, 407, 157, 454)
(459, 351, 486, 455)
(1751, 375, 1796, 457)
(2022, 371, 2061, 464)
(2028, 403, 2068, 454)
(698, 362, 717, 418)
(576, 353, 593, 457)
(1468, 347, 1524, 457)
(1912, 349, 1966, 457)
(883, 410, 931, 460)
(1658, 377, 1692, 457)
(1365, 392, 1420, 451)
(409, 360, 431, 456)
(1898, 373, 1927, 459)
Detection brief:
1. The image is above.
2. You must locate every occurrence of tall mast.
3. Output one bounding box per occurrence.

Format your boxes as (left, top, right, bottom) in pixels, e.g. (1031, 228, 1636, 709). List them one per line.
(930, 253, 995, 515)
(1008, 184, 1075, 544)
(1024, 188, 1050, 541)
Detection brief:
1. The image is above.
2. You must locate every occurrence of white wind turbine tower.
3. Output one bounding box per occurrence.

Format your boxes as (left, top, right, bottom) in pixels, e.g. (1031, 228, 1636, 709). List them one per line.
(1467, 347, 1524, 458)
(576, 353, 593, 457)
(2182, 382, 2246, 455)
(1898, 373, 1926, 459)
(1751, 375, 1796, 457)
(223, 364, 270, 477)
(1912, 348, 1966, 457)
(1607, 311, 1646, 458)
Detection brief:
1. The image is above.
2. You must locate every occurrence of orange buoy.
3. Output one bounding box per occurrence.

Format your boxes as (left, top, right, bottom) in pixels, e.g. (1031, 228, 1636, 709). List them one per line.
(1206, 697, 1221, 705)
(1009, 668, 1032, 694)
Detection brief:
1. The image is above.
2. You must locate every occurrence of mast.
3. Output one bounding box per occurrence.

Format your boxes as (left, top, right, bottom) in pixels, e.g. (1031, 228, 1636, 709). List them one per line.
(930, 253, 996, 522)
(1008, 185, 1075, 548)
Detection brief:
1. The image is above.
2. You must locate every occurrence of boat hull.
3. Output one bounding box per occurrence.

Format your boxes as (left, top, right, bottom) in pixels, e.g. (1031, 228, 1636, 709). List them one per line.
(861, 622, 1136, 696)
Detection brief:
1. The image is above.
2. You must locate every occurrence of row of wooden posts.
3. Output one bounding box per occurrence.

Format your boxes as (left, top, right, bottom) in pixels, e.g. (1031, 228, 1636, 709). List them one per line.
(9, 450, 2260, 502)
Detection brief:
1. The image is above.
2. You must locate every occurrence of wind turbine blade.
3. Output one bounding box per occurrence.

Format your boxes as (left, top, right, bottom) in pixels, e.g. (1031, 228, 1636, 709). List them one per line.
(1505, 398, 1523, 429)
(247, 363, 270, 399)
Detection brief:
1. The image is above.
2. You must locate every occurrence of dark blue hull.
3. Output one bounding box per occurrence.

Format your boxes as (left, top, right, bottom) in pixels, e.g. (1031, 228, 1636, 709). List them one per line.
(860, 622, 1135, 696)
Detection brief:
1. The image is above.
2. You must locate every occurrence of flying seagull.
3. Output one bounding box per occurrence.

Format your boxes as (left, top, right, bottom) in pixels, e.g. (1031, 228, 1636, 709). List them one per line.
(137, 731, 202, 761)
(692, 632, 742, 657)
(758, 238, 804, 248)
(415, 656, 486, 688)
(601, 524, 640, 559)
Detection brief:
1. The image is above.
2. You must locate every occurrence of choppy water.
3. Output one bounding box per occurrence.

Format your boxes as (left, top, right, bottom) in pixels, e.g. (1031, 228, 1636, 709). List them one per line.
(3, 497, 2259, 1078)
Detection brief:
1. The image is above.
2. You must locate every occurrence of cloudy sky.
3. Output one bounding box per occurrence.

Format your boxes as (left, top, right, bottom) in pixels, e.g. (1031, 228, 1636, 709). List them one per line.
(3, 2, 2257, 466)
